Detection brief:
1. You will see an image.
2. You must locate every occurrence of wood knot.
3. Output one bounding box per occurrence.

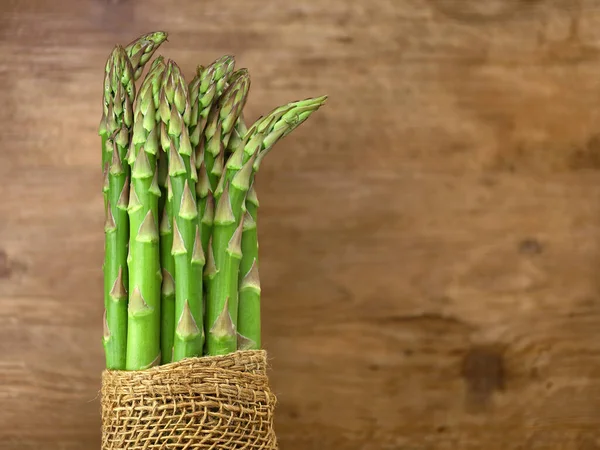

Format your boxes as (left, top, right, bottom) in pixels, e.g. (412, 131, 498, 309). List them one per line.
(0, 250, 12, 278)
(0, 249, 26, 279)
(518, 238, 543, 255)
(461, 346, 505, 411)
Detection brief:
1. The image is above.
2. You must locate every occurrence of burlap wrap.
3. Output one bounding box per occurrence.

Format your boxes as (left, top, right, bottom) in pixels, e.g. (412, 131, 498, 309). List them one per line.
(101, 350, 278, 450)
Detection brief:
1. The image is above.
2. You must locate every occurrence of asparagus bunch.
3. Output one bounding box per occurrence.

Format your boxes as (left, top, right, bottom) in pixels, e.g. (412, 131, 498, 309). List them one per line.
(100, 31, 326, 370)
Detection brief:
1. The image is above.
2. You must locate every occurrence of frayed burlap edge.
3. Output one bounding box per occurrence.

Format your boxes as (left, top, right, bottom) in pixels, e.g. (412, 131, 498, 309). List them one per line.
(101, 350, 278, 450)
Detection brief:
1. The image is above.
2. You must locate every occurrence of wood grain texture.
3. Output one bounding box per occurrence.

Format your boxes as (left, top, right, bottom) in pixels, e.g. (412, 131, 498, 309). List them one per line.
(2, 0, 600, 448)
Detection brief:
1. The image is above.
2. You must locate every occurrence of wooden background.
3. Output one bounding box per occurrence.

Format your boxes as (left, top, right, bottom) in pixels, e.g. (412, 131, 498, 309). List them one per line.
(2, 0, 600, 448)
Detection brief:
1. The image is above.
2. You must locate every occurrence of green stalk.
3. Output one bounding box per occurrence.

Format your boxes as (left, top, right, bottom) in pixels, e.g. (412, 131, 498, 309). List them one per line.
(159, 164, 175, 364)
(145, 60, 178, 365)
(174, 299, 204, 359)
(125, 67, 162, 371)
(101, 46, 134, 370)
(237, 186, 260, 349)
(160, 61, 204, 361)
(237, 255, 260, 350)
(196, 160, 214, 258)
(160, 267, 175, 364)
(235, 96, 328, 351)
(205, 154, 256, 356)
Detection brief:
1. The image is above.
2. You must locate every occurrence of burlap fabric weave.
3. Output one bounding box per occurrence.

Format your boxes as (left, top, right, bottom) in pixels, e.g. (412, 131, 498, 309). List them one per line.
(101, 350, 278, 450)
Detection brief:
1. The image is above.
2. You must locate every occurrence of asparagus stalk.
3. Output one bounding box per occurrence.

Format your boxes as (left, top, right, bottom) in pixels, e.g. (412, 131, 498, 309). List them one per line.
(124, 31, 168, 81)
(205, 151, 257, 355)
(99, 46, 135, 175)
(196, 161, 214, 258)
(235, 96, 328, 350)
(159, 61, 204, 361)
(188, 59, 238, 287)
(224, 71, 250, 155)
(159, 163, 176, 364)
(101, 46, 135, 370)
(125, 65, 162, 371)
(189, 57, 235, 151)
(203, 70, 250, 191)
(237, 185, 260, 349)
(245, 96, 328, 166)
(143, 58, 176, 364)
(142, 59, 182, 365)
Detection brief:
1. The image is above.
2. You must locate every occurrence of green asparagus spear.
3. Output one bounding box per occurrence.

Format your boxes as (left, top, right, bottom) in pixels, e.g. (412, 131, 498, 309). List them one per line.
(160, 267, 175, 364)
(237, 255, 261, 349)
(189, 56, 234, 150)
(124, 31, 168, 81)
(196, 160, 213, 258)
(125, 65, 162, 371)
(160, 61, 204, 361)
(159, 171, 176, 364)
(101, 46, 134, 370)
(237, 185, 260, 349)
(203, 70, 250, 191)
(143, 59, 180, 365)
(246, 96, 328, 166)
(205, 152, 257, 356)
(235, 96, 328, 350)
(223, 69, 249, 155)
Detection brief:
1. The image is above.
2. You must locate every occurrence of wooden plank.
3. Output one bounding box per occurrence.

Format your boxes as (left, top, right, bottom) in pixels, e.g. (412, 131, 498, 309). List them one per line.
(3, 0, 600, 449)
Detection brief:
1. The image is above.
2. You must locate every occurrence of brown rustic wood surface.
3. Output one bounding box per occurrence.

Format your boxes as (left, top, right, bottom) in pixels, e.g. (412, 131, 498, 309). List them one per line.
(2, 0, 600, 448)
